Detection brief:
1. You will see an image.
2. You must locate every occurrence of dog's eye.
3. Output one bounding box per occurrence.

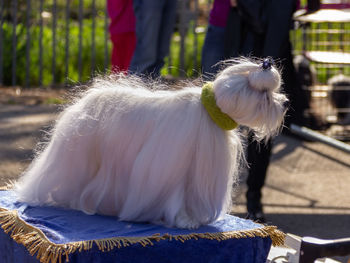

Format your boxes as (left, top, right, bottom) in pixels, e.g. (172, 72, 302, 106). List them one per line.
(283, 100, 290, 109)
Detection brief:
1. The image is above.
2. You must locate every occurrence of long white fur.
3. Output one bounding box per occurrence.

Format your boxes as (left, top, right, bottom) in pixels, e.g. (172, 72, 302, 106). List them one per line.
(14, 59, 287, 229)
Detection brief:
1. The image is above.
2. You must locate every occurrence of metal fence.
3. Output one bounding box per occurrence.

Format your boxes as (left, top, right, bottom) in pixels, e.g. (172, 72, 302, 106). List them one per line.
(291, 7, 350, 139)
(0, 0, 211, 88)
(1, 0, 350, 139)
(1, 1, 350, 87)
(1, 0, 110, 87)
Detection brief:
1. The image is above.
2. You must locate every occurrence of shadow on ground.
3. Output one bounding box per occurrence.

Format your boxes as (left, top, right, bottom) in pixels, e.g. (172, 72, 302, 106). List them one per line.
(0, 103, 349, 262)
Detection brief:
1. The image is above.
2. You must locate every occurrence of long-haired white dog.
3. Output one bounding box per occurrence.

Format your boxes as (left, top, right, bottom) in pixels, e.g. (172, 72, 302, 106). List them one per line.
(15, 58, 287, 229)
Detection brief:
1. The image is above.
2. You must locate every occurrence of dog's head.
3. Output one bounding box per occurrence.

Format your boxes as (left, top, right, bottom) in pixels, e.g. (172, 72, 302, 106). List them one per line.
(212, 58, 288, 139)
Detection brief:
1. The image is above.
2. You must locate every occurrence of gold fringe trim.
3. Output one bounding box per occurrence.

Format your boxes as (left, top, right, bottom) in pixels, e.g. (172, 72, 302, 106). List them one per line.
(0, 206, 285, 263)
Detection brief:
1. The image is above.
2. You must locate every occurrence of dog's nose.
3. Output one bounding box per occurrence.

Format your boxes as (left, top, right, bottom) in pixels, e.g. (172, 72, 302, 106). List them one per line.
(261, 58, 274, 70)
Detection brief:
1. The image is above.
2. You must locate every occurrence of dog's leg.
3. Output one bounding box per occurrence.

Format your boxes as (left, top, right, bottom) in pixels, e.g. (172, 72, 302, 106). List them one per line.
(184, 118, 241, 226)
(174, 206, 201, 229)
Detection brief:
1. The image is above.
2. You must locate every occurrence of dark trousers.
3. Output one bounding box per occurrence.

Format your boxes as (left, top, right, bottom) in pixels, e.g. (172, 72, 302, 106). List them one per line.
(129, 0, 177, 77)
(246, 137, 272, 213)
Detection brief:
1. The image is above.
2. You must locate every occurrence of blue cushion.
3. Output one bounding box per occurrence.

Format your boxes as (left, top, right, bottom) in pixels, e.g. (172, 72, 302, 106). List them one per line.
(0, 190, 284, 263)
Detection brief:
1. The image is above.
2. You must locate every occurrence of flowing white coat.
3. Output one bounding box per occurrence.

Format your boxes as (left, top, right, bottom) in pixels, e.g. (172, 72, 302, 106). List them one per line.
(15, 59, 287, 229)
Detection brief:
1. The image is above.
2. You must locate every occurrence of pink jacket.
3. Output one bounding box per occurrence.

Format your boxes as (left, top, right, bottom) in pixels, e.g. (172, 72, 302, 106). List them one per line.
(209, 0, 231, 27)
(107, 0, 136, 35)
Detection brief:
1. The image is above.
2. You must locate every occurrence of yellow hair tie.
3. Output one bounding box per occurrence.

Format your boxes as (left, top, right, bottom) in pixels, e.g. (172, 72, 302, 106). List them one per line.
(201, 82, 238, 131)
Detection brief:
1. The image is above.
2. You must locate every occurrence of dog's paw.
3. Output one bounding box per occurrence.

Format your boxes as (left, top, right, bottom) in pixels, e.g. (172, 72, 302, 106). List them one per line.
(174, 212, 201, 229)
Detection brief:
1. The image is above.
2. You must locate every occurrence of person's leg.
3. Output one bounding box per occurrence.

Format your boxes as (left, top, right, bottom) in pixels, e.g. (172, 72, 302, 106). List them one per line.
(201, 24, 227, 81)
(153, 0, 178, 77)
(110, 32, 136, 72)
(246, 136, 272, 222)
(129, 0, 164, 76)
(281, 42, 311, 128)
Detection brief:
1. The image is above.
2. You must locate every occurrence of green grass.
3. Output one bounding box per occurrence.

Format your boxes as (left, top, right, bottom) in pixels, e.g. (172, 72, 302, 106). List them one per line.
(3, 17, 205, 86)
(44, 97, 67, 104)
(3, 0, 350, 87)
(2, 19, 110, 87)
(162, 25, 206, 78)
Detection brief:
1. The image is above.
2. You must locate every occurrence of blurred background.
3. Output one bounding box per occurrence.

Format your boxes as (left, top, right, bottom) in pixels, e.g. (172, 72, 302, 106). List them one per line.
(0, 0, 350, 262)
(1, 0, 350, 138)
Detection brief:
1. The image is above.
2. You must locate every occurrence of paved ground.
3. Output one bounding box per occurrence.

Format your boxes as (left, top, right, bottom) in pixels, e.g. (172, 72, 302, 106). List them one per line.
(0, 94, 349, 261)
(233, 134, 350, 239)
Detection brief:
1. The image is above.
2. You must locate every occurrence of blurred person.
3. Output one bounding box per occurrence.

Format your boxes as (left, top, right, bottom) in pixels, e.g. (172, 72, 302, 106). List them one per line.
(129, 0, 178, 78)
(202, 0, 308, 222)
(201, 0, 231, 80)
(225, 0, 301, 223)
(107, 0, 136, 72)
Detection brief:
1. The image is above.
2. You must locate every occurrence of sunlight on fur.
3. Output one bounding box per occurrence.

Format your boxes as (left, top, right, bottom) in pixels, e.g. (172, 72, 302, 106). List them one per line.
(14, 58, 288, 229)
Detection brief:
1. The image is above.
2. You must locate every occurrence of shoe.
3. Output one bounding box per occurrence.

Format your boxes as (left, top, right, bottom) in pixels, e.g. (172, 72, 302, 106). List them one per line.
(246, 211, 266, 223)
(246, 191, 266, 223)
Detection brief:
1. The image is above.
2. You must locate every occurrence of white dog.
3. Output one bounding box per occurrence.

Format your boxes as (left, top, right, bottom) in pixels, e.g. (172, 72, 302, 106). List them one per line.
(15, 58, 287, 229)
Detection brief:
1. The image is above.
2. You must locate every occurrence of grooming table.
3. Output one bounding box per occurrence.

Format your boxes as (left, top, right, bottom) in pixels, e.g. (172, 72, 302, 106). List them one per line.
(0, 190, 284, 263)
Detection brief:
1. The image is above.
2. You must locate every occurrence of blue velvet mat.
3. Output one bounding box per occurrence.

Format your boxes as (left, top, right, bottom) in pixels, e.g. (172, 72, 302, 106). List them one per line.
(0, 190, 284, 263)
